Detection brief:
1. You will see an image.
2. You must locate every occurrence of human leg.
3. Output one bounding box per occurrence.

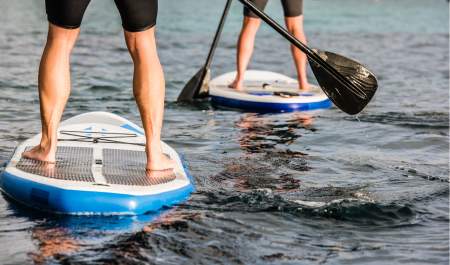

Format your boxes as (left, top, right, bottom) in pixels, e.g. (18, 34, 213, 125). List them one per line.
(285, 15, 309, 91)
(229, 17, 262, 89)
(23, 25, 81, 162)
(117, 0, 174, 170)
(124, 28, 175, 170)
(282, 0, 309, 90)
(229, 0, 267, 89)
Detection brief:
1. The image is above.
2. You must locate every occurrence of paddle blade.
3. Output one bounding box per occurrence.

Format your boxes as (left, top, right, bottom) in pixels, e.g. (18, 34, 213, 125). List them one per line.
(177, 68, 210, 102)
(309, 50, 378, 115)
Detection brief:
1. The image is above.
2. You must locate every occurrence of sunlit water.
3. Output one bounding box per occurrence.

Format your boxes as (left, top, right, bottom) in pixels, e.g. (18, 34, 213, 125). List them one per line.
(0, 0, 448, 264)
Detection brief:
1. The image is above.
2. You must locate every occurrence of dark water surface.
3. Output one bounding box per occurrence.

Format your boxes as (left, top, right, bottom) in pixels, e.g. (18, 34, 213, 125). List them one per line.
(0, 0, 448, 264)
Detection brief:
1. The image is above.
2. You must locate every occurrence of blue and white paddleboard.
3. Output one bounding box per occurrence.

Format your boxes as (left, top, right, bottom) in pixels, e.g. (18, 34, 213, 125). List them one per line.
(0, 112, 194, 215)
(209, 70, 332, 112)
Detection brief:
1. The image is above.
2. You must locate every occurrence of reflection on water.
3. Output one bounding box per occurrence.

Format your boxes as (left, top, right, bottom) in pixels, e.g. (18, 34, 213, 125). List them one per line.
(31, 227, 80, 265)
(237, 113, 315, 153)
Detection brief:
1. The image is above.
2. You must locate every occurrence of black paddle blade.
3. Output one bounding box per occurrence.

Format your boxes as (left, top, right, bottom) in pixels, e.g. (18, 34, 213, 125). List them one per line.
(309, 50, 378, 115)
(176, 68, 210, 102)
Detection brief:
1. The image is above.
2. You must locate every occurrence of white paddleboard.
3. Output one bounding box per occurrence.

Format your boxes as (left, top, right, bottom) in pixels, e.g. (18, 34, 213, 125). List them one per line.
(209, 70, 332, 112)
(1, 112, 194, 215)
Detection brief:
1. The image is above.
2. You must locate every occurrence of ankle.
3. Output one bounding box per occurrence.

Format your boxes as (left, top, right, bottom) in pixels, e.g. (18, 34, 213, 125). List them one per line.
(39, 137, 56, 152)
(146, 141, 162, 155)
(39, 144, 55, 154)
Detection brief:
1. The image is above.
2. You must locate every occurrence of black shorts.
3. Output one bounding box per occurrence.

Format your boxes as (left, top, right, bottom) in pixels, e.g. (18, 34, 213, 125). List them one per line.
(45, 0, 158, 32)
(244, 0, 303, 18)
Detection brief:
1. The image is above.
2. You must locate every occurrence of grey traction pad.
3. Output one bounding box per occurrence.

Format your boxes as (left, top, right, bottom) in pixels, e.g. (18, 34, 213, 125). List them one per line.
(17, 146, 95, 182)
(16, 147, 176, 186)
(102, 149, 176, 186)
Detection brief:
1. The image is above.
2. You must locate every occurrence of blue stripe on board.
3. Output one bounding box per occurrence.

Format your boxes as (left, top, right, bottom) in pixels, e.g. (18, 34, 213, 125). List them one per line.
(210, 96, 332, 113)
(120, 124, 145, 135)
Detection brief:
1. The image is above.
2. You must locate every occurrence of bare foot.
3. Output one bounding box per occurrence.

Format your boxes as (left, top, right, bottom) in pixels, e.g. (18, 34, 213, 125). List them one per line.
(146, 152, 177, 171)
(299, 81, 310, 92)
(228, 79, 244, 90)
(145, 168, 177, 184)
(22, 145, 56, 163)
(39, 162, 57, 177)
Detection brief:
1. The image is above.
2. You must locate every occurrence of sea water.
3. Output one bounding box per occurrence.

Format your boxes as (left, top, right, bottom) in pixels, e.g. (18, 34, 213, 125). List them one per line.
(0, 0, 448, 264)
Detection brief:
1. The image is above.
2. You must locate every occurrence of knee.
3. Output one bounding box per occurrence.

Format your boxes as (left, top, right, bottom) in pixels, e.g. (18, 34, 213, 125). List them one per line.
(125, 33, 138, 59)
(124, 28, 157, 62)
(46, 23, 79, 52)
(286, 22, 300, 33)
(125, 33, 144, 63)
(285, 17, 303, 33)
(242, 17, 261, 34)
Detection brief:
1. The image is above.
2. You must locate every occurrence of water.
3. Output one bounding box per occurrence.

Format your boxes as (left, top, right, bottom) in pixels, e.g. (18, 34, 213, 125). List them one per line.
(0, 0, 448, 264)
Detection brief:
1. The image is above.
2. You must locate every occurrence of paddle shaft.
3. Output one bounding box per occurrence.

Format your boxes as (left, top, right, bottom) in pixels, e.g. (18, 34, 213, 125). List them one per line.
(204, 0, 233, 69)
(237, 0, 358, 92)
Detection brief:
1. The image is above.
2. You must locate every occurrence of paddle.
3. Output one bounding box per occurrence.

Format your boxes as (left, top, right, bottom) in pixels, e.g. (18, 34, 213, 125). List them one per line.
(237, 0, 378, 115)
(177, 0, 233, 102)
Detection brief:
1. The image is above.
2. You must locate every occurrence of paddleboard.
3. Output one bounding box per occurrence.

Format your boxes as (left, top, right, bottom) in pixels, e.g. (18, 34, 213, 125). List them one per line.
(209, 70, 332, 112)
(0, 112, 194, 215)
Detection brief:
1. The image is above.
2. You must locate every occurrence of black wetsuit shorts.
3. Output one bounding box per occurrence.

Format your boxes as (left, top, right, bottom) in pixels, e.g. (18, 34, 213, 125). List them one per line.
(244, 0, 303, 18)
(45, 0, 158, 32)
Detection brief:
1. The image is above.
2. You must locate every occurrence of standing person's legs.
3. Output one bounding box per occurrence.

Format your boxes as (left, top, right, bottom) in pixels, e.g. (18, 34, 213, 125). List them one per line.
(23, 0, 90, 162)
(282, 0, 309, 91)
(116, 0, 175, 170)
(229, 0, 267, 90)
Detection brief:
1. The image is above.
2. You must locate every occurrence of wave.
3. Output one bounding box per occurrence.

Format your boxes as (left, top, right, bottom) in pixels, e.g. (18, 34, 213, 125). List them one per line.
(395, 166, 449, 183)
(346, 111, 449, 129)
(187, 188, 416, 225)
